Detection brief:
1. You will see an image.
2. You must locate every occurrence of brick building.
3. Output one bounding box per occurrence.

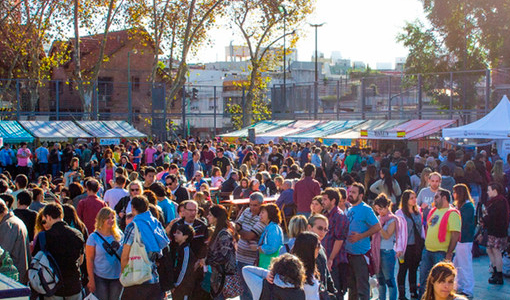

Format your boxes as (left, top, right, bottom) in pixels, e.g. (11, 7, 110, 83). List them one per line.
(48, 28, 171, 133)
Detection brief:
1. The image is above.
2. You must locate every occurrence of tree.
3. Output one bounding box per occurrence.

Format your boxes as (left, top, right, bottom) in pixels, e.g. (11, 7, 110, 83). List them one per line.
(0, 0, 66, 112)
(70, 0, 120, 118)
(397, 0, 488, 110)
(123, 0, 226, 111)
(229, 0, 315, 127)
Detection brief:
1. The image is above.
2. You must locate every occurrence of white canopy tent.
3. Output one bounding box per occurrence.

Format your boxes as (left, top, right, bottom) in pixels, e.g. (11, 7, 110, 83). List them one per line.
(442, 95, 510, 158)
(442, 95, 510, 139)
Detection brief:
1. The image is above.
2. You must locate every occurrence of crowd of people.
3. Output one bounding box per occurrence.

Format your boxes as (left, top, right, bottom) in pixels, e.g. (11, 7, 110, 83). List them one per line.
(0, 137, 509, 300)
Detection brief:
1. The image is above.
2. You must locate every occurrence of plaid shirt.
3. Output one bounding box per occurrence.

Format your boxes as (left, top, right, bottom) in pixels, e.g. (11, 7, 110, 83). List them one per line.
(321, 206, 349, 266)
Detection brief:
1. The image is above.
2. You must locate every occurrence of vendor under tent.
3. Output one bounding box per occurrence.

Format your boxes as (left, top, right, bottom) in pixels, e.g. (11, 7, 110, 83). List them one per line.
(19, 120, 92, 142)
(219, 120, 294, 142)
(255, 120, 323, 144)
(442, 95, 510, 158)
(323, 120, 408, 146)
(76, 121, 146, 140)
(284, 120, 366, 143)
(0, 121, 34, 144)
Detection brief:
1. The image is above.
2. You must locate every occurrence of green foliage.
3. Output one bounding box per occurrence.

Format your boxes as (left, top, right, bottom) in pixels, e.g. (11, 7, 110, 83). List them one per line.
(397, 0, 490, 109)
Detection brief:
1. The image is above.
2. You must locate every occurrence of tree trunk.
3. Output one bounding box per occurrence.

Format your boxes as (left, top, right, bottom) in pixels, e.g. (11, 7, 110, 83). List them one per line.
(243, 62, 259, 127)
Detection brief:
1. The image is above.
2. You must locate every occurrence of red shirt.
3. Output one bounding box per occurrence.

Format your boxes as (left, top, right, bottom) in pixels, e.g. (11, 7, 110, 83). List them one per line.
(77, 194, 107, 233)
(293, 176, 321, 213)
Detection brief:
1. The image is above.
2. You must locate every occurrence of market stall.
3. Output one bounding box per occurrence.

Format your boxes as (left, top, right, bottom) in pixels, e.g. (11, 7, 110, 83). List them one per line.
(284, 120, 365, 142)
(76, 121, 146, 144)
(442, 95, 510, 158)
(219, 120, 294, 142)
(255, 120, 323, 144)
(0, 121, 34, 145)
(19, 121, 92, 141)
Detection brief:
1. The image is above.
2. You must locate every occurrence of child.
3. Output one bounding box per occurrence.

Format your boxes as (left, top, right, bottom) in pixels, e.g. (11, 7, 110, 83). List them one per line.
(210, 167, 225, 188)
(171, 224, 196, 300)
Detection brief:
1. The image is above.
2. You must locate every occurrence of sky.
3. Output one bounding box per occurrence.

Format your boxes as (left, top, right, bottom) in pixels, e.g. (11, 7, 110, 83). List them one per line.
(189, 0, 428, 68)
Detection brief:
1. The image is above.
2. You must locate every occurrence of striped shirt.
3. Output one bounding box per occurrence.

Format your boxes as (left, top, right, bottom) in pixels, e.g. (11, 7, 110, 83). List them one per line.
(236, 209, 266, 264)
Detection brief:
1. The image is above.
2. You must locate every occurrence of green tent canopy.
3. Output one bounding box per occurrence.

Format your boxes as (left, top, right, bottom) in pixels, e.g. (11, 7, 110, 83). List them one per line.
(0, 121, 34, 144)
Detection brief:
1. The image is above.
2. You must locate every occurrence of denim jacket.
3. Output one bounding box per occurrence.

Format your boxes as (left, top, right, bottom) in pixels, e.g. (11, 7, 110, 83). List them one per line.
(258, 222, 284, 255)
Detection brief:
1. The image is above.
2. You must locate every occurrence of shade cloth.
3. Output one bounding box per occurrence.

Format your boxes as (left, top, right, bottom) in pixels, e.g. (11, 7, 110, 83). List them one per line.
(219, 120, 294, 139)
(77, 121, 146, 138)
(323, 120, 408, 142)
(285, 120, 366, 142)
(19, 121, 92, 141)
(255, 120, 322, 144)
(0, 121, 34, 143)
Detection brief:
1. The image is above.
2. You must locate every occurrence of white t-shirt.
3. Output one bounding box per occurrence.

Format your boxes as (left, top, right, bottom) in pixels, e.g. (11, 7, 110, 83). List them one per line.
(104, 187, 129, 209)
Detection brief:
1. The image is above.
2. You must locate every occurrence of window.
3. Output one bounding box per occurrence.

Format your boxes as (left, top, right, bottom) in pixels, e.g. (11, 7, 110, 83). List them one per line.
(132, 76, 140, 92)
(98, 77, 114, 104)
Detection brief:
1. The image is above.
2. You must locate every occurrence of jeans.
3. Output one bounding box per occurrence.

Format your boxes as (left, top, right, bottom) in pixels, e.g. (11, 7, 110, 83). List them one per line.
(94, 275, 122, 300)
(237, 261, 253, 300)
(38, 163, 49, 176)
(52, 163, 60, 177)
(378, 249, 397, 300)
(453, 242, 474, 297)
(347, 254, 370, 300)
(331, 263, 348, 300)
(418, 250, 446, 297)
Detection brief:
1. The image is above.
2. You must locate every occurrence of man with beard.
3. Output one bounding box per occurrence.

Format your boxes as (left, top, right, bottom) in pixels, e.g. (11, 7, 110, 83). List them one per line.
(345, 182, 381, 300)
(419, 188, 460, 296)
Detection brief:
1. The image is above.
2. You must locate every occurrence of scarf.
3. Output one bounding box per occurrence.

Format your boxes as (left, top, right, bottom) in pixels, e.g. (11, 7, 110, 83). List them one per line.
(371, 212, 406, 274)
(133, 211, 170, 254)
(426, 206, 460, 243)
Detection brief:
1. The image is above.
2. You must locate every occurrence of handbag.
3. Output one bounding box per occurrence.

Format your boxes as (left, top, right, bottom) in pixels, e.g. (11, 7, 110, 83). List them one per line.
(258, 247, 281, 269)
(412, 217, 424, 257)
(119, 223, 152, 287)
(222, 274, 243, 298)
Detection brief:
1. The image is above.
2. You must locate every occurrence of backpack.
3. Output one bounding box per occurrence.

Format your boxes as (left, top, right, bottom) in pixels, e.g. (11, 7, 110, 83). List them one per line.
(28, 232, 63, 296)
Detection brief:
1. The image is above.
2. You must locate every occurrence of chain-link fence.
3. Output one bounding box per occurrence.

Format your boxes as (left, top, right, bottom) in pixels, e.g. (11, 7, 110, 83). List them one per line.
(0, 68, 509, 139)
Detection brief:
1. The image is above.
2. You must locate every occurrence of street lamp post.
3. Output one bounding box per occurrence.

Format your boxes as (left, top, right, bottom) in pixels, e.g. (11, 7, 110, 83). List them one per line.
(127, 49, 137, 124)
(279, 5, 288, 107)
(310, 23, 324, 119)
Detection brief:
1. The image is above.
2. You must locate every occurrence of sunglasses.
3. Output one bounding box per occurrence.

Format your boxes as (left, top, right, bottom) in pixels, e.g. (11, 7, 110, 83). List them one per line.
(130, 188, 140, 192)
(315, 225, 329, 232)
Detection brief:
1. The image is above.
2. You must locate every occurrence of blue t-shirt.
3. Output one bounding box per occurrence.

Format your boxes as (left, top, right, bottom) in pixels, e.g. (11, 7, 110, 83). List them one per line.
(86, 232, 123, 279)
(157, 198, 176, 225)
(345, 202, 379, 255)
(133, 148, 142, 164)
(35, 147, 49, 163)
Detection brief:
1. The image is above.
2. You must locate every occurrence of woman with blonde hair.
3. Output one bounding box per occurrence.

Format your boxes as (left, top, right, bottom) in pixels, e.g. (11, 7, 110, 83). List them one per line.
(491, 159, 507, 188)
(421, 261, 467, 300)
(417, 167, 433, 194)
(280, 215, 308, 254)
(86, 207, 123, 300)
(452, 184, 476, 298)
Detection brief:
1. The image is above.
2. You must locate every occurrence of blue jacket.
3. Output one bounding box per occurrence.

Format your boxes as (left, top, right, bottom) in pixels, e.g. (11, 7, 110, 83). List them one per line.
(258, 222, 284, 255)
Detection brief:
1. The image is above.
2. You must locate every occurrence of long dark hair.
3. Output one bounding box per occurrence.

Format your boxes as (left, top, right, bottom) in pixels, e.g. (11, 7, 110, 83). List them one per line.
(453, 184, 473, 209)
(62, 204, 88, 237)
(209, 205, 232, 243)
(400, 190, 419, 218)
(381, 168, 395, 196)
(291, 232, 320, 285)
(365, 165, 377, 189)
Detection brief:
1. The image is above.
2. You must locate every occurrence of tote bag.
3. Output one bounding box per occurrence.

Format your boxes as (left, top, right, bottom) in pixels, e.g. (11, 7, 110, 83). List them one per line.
(119, 223, 152, 287)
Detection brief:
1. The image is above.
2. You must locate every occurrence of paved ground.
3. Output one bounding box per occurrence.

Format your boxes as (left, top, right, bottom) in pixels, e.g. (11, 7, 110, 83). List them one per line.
(169, 255, 509, 300)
